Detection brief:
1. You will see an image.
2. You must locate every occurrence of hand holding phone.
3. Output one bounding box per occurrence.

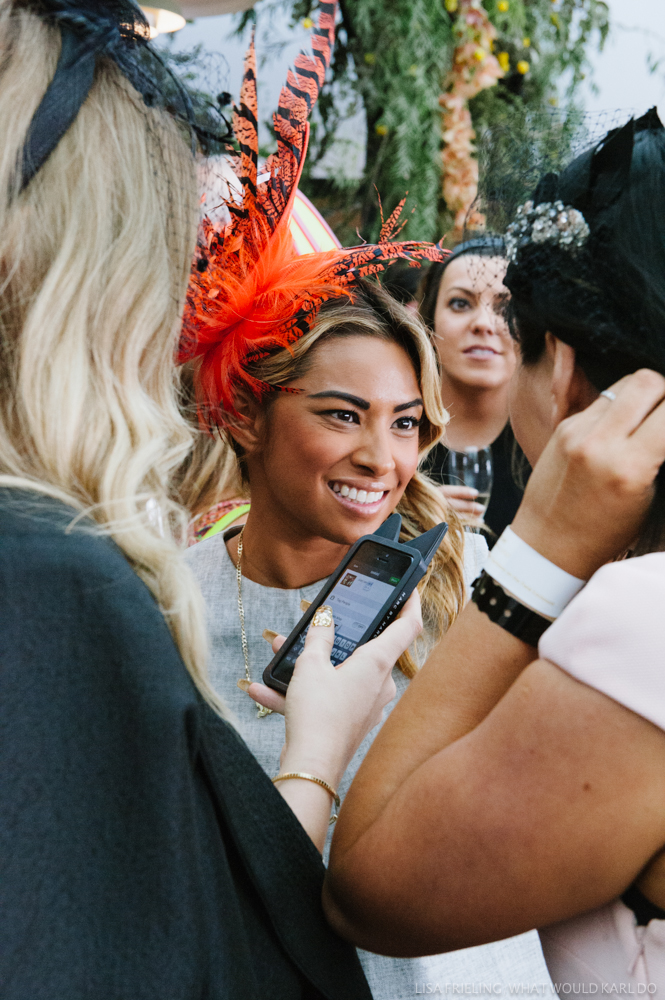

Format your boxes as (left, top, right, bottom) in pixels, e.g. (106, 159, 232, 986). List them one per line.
(263, 514, 448, 694)
(246, 591, 423, 786)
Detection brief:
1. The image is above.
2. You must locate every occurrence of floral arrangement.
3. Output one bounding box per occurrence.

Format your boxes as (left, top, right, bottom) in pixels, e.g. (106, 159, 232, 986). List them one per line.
(440, 0, 504, 234)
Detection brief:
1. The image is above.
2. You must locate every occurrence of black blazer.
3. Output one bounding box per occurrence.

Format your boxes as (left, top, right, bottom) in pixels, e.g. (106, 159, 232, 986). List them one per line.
(0, 490, 371, 1000)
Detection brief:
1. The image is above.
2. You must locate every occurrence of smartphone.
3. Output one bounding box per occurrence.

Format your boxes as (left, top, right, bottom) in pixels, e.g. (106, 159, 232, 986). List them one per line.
(262, 514, 448, 693)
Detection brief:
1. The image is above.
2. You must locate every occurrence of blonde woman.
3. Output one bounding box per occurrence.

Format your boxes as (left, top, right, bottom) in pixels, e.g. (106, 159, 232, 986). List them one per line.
(0, 3, 419, 997)
(185, 281, 551, 998)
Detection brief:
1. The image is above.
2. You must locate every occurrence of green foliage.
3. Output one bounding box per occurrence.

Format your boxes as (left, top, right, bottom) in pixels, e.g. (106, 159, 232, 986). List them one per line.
(250, 0, 610, 243)
(469, 0, 609, 235)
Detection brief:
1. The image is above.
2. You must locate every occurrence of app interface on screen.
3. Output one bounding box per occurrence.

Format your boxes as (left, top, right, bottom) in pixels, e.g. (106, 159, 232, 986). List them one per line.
(270, 542, 412, 683)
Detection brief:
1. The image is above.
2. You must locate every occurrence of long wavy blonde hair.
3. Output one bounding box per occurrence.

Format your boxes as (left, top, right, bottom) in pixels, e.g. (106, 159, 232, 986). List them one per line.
(0, 3, 229, 718)
(188, 280, 466, 677)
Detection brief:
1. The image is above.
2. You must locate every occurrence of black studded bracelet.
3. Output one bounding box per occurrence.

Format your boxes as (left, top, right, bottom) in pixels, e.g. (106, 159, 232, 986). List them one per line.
(471, 570, 552, 647)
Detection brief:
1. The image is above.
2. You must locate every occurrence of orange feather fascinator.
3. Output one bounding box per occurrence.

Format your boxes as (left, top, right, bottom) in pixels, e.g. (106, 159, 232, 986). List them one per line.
(178, 0, 449, 424)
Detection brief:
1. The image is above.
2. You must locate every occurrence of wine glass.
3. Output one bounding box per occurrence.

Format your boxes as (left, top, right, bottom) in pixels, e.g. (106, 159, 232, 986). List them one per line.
(444, 446, 494, 519)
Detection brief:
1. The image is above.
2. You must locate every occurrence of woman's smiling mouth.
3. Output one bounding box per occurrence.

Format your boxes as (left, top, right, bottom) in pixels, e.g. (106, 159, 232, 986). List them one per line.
(464, 346, 500, 359)
(328, 481, 388, 510)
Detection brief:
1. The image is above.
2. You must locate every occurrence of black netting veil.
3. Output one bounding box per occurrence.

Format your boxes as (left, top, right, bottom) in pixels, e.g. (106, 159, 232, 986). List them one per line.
(462, 108, 665, 394)
(18, 0, 232, 189)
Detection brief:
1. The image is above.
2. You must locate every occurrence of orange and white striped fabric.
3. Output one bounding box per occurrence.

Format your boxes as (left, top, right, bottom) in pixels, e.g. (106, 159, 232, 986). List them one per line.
(289, 189, 341, 254)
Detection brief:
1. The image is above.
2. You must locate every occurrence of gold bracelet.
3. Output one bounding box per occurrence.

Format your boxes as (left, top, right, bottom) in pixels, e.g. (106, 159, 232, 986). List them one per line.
(272, 772, 341, 824)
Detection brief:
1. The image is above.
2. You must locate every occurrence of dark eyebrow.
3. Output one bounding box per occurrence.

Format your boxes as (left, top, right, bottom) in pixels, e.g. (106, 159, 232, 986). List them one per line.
(307, 391, 423, 414)
(394, 398, 423, 413)
(307, 391, 370, 410)
(446, 285, 476, 297)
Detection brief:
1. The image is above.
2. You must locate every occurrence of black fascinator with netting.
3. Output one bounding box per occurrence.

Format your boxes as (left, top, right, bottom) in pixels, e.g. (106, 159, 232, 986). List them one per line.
(19, 0, 231, 189)
(501, 108, 665, 391)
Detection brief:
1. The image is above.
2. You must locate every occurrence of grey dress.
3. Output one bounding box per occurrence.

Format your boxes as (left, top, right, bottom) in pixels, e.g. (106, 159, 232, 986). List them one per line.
(185, 528, 552, 999)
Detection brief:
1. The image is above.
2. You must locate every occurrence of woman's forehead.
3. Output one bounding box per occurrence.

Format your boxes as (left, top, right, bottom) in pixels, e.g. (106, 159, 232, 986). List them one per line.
(441, 254, 508, 292)
(301, 335, 421, 397)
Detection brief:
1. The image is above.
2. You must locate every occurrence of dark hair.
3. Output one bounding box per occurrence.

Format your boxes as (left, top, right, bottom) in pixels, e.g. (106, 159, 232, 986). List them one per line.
(418, 236, 506, 331)
(382, 263, 423, 305)
(505, 110, 665, 387)
(504, 109, 665, 552)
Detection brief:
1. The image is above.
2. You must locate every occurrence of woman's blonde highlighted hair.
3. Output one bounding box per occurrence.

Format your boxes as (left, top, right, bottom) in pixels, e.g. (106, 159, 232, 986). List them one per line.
(0, 3, 229, 718)
(189, 280, 466, 677)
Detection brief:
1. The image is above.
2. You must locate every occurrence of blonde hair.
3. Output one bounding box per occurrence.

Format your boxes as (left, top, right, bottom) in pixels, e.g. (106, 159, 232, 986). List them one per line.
(0, 4, 230, 719)
(205, 280, 466, 677)
(175, 362, 246, 518)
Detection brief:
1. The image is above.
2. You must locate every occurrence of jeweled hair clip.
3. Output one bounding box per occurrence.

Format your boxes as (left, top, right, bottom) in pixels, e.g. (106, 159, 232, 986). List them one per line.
(505, 200, 590, 263)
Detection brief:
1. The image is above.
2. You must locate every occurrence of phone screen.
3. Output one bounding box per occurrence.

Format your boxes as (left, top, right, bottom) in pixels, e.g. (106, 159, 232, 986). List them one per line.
(268, 540, 413, 685)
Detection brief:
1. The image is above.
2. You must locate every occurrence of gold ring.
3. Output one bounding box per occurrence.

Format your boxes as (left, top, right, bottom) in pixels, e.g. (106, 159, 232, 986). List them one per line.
(312, 605, 334, 628)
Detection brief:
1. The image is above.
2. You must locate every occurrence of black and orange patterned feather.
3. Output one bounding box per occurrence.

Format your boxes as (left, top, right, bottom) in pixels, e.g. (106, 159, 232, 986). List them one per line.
(178, 1, 449, 425)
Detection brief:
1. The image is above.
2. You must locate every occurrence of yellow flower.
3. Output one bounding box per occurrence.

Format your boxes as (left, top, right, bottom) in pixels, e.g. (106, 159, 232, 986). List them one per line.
(301, 16, 314, 28)
(444, 0, 458, 11)
(364, 52, 376, 65)
(523, 36, 531, 47)
(548, 96, 558, 106)
(375, 123, 388, 136)
(497, 51, 510, 72)
(408, 64, 419, 76)
(550, 12, 560, 27)
(473, 47, 486, 61)
(516, 60, 529, 74)
(497, 0, 509, 11)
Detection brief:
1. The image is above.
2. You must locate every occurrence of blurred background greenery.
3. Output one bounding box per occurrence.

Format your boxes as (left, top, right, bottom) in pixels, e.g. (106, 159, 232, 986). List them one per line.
(240, 0, 609, 242)
(155, 0, 613, 243)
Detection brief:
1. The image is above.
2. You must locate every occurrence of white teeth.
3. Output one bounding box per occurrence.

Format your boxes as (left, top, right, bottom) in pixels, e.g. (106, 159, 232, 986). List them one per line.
(332, 485, 385, 504)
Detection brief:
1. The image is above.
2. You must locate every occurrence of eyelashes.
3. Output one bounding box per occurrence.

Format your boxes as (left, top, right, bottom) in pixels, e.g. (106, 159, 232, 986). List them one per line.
(316, 410, 422, 430)
(319, 409, 360, 423)
(393, 416, 421, 430)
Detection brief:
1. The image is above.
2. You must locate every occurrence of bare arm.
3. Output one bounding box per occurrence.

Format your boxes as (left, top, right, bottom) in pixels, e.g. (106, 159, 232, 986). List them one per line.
(325, 658, 665, 955)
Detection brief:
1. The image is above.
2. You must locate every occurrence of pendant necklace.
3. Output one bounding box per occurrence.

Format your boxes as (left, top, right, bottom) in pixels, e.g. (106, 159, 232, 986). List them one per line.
(236, 526, 273, 718)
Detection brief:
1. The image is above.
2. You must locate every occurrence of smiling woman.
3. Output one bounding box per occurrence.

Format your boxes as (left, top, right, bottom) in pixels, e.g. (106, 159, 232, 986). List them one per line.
(177, 8, 550, 991)
(183, 280, 548, 999)
(186, 281, 469, 682)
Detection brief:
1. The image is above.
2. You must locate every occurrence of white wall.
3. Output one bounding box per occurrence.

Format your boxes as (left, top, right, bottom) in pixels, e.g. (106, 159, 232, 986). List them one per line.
(579, 0, 665, 117)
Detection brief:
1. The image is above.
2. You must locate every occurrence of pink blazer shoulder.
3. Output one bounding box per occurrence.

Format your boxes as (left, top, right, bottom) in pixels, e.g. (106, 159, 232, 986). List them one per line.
(539, 552, 665, 732)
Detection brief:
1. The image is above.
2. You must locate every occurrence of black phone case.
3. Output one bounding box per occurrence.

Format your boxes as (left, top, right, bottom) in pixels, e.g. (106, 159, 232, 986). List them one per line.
(262, 514, 448, 693)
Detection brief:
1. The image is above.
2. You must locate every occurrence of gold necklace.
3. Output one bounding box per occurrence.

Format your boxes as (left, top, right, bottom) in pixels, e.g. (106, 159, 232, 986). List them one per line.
(236, 526, 273, 718)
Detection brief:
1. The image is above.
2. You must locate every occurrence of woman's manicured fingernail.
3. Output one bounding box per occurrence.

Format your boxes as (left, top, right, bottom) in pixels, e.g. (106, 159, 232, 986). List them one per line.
(262, 628, 278, 642)
(312, 605, 334, 628)
(237, 678, 251, 692)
